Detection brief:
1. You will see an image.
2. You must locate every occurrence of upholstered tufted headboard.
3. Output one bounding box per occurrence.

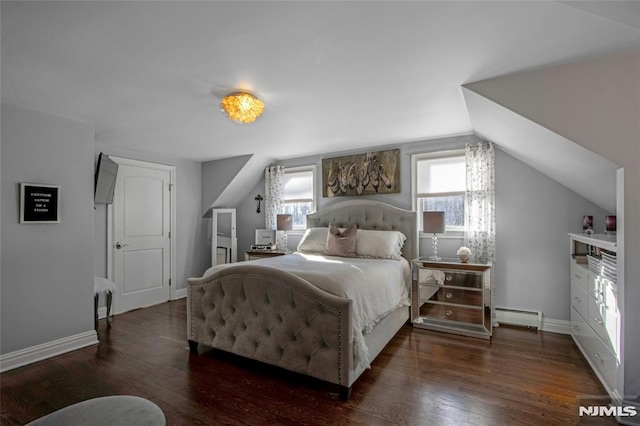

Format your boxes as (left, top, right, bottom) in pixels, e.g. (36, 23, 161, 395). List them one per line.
(306, 200, 417, 262)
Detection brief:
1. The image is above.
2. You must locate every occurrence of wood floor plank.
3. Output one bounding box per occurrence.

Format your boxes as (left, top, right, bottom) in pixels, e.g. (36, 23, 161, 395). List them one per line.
(0, 299, 616, 425)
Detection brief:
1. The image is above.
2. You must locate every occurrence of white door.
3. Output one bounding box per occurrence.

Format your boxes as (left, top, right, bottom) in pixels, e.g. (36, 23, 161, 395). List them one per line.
(109, 157, 174, 314)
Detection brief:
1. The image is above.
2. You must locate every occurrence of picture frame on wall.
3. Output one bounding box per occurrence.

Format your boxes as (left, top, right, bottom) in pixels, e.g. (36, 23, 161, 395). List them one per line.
(322, 148, 401, 197)
(20, 183, 60, 224)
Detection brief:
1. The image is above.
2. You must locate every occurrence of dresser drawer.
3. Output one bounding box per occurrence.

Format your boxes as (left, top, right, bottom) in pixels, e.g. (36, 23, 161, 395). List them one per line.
(589, 275, 618, 309)
(570, 264, 588, 291)
(571, 282, 588, 319)
(571, 308, 617, 392)
(419, 302, 483, 325)
(587, 295, 619, 353)
(423, 286, 482, 307)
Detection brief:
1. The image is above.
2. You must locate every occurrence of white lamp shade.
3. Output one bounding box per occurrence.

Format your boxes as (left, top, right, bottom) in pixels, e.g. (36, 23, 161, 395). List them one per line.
(277, 214, 293, 231)
(423, 211, 445, 234)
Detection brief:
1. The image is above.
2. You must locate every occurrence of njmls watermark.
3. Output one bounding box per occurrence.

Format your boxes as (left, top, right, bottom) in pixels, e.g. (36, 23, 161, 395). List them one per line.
(578, 395, 639, 423)
(579, 405, 637, 417)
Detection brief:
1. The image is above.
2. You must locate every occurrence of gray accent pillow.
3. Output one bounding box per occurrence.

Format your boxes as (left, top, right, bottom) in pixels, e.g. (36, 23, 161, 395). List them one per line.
(326, 223, 357, 258)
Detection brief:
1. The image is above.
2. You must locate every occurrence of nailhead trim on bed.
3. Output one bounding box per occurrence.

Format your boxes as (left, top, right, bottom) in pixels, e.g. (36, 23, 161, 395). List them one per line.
(189, 272, 345, 384)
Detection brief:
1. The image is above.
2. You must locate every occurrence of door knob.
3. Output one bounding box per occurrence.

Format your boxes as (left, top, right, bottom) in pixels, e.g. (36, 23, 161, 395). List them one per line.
(115, 241, 129, 250)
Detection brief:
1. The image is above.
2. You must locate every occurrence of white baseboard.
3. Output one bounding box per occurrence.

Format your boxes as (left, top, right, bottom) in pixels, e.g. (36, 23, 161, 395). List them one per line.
(174, 288, 187, 299)
(540, 317, 571, 334)
(0, 330, 98, 373)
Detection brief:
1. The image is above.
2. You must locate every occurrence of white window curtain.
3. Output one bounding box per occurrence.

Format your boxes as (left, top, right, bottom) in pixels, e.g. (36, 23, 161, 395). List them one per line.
(265, 166, 285, 250)
(464, 142, 495, 262)
(464, 141, 497, 325)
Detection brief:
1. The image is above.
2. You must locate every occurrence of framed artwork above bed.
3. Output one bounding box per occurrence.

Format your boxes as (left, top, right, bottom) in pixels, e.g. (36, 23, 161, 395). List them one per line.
(322, 148, 400, 197)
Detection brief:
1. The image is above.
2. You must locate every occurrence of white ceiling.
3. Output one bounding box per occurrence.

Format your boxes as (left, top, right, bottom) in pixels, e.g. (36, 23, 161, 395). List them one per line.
(2, 1, 639, 162)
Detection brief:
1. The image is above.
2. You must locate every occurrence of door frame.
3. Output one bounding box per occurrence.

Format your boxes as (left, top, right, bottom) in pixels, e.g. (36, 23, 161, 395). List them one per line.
(106, 156, 178, 303)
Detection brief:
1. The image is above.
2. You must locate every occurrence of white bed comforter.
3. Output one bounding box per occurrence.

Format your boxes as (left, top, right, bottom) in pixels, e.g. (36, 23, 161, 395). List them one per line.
(203, 252, 410, 368)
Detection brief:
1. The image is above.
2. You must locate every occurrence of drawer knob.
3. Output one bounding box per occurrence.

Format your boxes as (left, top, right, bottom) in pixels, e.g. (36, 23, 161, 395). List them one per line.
(446, 275, 453, 282)
(593, 317, 604, 325)
(446, 292, 453, 299)
(446, 310, 453, 317)
(593, 352, 606, 361)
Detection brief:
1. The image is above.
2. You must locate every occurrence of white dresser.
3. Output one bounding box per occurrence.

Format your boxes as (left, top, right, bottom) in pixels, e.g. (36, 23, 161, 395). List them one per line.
(569, 233, 620, 399)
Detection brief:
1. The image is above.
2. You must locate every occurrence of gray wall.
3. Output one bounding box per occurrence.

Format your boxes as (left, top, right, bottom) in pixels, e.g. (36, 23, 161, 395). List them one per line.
(231, 135, 610, 322)
(235, 179, 269, 259)
(494, 148, 609, 320)
(94, 143, 209, 290)
(1, 103, 95, 354)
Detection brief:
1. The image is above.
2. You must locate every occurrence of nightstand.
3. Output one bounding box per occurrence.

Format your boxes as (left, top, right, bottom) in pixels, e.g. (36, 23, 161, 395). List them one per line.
(244, 250, 289, 261)
(411, 258, 492, 339)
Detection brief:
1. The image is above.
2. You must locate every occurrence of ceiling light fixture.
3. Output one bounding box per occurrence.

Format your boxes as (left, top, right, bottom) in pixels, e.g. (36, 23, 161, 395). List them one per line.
(220, 92, 265, 124)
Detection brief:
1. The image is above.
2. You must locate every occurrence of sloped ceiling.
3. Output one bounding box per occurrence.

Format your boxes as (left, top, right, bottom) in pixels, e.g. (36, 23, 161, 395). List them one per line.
(2, 2, 639, 211)
(202, 154, 274, 216)
(2, 1, 639, 163)
(462, 46, 640, 213)
(463, 88, 618, 212)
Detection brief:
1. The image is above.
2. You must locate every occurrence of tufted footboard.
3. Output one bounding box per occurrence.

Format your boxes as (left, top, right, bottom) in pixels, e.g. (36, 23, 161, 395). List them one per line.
(187, 264, 354, 392)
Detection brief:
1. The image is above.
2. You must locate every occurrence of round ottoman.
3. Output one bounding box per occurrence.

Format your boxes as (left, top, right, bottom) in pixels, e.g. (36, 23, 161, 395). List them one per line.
(26, 395, 166, 426)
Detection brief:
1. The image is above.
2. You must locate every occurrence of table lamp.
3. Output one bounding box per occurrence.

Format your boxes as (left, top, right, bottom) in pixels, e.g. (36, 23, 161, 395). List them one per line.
(423, 211, 445, 261)
(277, 214, 293, 251)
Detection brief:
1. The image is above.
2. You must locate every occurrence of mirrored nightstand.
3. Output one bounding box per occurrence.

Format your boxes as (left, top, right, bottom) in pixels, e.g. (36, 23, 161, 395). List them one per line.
(411, 258, 492, 339)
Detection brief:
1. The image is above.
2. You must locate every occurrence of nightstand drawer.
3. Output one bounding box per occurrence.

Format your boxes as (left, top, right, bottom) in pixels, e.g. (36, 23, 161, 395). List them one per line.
(419, 302, 483, 325)
(421, 285, 482, 307)
(442, 271, 482, 289)
(417, 268, 483, 289)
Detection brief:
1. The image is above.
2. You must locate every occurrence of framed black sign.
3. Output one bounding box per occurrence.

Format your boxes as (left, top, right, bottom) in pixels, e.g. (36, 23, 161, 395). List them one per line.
(20, 183, 60, 224)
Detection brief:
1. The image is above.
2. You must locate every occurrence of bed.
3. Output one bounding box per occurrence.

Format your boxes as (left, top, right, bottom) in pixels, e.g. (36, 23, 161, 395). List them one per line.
(187, 200, 417, 398)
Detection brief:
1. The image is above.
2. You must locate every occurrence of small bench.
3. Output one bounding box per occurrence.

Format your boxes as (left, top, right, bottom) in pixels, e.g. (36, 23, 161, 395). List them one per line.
(26, 395, 166, 425)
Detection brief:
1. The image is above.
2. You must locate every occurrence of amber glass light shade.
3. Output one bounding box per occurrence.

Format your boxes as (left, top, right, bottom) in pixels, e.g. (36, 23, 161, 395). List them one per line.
(220, 92, 265, 124)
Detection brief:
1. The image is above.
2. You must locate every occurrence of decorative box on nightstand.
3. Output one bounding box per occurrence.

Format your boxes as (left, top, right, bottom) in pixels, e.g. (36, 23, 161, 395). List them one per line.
(411, 258, 492, 339)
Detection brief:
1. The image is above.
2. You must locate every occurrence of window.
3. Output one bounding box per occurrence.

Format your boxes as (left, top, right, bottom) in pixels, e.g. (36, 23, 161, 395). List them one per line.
(413, 152, 466, 233)
(283, 166, 316, 231)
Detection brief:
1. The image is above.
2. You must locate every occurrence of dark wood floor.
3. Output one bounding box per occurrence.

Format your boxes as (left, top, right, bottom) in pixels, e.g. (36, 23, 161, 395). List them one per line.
(1, 299, 615, 425)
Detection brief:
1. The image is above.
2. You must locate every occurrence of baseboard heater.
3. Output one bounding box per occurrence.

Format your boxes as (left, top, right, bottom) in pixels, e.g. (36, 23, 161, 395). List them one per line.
(495, 307, 542, 329)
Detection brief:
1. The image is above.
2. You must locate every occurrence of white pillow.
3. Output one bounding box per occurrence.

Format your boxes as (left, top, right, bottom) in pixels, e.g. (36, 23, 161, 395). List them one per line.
(355, 229, 406, 260)
(297, 227, 329, 254)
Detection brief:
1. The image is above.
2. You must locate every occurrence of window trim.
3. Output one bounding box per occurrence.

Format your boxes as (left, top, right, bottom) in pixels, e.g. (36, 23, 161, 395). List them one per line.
(283, 165, 317, 234)
(411, 149, 466, 238)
